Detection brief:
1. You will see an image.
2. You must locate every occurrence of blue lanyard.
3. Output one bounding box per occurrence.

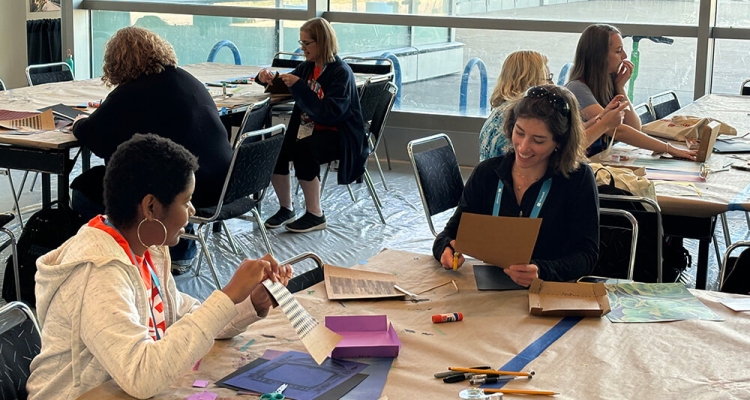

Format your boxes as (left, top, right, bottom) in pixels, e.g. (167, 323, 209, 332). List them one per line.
(492, 177, 552, 218)
(104, 219, 163, 340)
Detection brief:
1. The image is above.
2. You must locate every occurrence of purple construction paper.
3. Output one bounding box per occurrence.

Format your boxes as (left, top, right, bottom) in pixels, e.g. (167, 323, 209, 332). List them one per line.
(222, 350, 368, 400)
(192, 380, 209, 388)
(325, 315, 401, 358)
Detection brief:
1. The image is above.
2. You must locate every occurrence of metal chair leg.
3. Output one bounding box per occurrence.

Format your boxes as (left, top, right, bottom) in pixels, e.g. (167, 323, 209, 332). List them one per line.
(221, 220, 241, 255)
(346, 184, 357, 202)
(713, 233, 723, 270)
(382, 135, 392, 170)
(363, 170, 385, 224)
(371, 150, 388, 191)
(251, 208, 275, 259)
(745, 211, 750, 235)
(29, 172, 39, 192)
(4, 169, 24, 229)
(199, 224, 221, 288)
(1, 227, 21, 301)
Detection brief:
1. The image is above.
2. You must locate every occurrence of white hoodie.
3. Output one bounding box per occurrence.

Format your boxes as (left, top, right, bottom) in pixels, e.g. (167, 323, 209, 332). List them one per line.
(27, 225, 264, 399)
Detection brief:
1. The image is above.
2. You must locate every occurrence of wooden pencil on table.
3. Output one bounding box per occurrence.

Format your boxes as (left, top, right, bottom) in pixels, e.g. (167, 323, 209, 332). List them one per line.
(447, 367, 533, 377)
(483, 388, 558, 396)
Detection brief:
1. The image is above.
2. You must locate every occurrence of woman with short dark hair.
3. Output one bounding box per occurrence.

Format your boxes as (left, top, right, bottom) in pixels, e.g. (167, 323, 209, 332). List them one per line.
(433, 85, 600, 286)
(27, 134, 292, 400)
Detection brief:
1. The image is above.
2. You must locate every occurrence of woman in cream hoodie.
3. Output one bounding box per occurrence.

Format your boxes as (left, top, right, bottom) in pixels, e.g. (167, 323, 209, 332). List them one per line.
(27, 134, 293, 399)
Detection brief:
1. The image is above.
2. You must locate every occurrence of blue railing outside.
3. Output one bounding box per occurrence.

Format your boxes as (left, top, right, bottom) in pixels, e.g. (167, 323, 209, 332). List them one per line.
(207, 40, 242, 65)
(459, 57, 488, 115)
(378, 52, 402, 108)
(558, 63, 573, 86)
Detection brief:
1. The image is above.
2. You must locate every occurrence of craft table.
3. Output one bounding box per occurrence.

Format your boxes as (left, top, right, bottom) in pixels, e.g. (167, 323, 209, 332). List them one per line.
(78, 249, 750, 399)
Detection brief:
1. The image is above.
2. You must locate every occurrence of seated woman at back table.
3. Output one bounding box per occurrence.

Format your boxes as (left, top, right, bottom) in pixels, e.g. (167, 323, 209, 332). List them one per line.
(255, 17, 368, 233)
(566, 23, 697, 160)
(26, 134, 292, 400)
(71, 26, 233, 270)
(433, 85, 599, 287)
(480, 50, 626, 162)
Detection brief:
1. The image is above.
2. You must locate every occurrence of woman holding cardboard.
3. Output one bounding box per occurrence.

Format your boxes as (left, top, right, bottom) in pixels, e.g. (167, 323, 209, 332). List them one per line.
(566, 24, 697, 160)
(433, 85, 599, 287)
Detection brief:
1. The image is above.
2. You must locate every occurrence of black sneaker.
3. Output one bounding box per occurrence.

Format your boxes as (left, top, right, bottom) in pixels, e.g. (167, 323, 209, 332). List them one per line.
(264, 207, 296, 228)
(171, 263, 191, 276)
(286, 212, 327, 233)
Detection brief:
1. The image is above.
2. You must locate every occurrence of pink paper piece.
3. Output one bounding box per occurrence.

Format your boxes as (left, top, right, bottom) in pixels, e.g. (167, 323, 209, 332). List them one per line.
(185, 391, 217, 400)
(192, 380, 210, 388)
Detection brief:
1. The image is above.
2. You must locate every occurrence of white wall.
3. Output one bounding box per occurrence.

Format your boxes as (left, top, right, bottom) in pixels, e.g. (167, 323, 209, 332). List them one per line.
(0, 1, 31, 88)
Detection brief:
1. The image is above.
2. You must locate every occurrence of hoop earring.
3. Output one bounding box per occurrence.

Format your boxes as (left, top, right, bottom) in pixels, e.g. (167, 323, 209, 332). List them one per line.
(137, 218, 168, 248)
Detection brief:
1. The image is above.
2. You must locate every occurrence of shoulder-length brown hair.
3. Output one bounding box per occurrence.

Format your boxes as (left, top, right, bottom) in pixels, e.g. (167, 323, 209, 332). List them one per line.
(569, 24, 620, 107)
(502, 85, 587, 177)
(102, 26, 177, 87)
(490, 50, 548, 108)
(300, 17, 338, 64)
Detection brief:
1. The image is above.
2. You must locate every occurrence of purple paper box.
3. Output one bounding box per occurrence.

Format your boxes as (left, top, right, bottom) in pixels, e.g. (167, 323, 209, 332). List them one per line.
(325, 315, 401, 358)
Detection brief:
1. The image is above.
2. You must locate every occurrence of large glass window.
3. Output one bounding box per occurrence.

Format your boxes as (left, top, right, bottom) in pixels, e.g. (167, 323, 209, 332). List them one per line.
(95, 0, 306, 9)
(331, 0, 698, 25)
(717, 0, 750, 28)
(711, 39, 750, 96)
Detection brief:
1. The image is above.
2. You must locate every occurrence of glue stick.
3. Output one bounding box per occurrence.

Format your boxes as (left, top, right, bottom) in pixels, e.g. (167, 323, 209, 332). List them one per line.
(432, 312, 463, 323)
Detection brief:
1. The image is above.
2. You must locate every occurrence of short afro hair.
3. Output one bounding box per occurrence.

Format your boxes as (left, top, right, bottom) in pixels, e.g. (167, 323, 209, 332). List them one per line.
(104, 133, 199, 229)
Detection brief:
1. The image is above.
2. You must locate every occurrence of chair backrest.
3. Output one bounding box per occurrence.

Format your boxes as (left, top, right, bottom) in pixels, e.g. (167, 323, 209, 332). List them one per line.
(593, 208, 638, 281)
(281, 252, 325, 293)
(233, 98, 271, 146)
(25, 62, 74, 86)
(342, 56, 394, 81)
(0, 78, 6, 91)
(599, 194, 664, 283)
(741, 79, 750, 96)
(634, 102, 655, 125)
(367, 81, 398, 154)
(272, 51, 304, 69)
(220, 124, 286, 208)
(719, 241, 750, 294)
(407, 133, 464, 237)
(358, 79, 390, 123)
(0, 301, 41, 400)
(648, 90, 680, 120)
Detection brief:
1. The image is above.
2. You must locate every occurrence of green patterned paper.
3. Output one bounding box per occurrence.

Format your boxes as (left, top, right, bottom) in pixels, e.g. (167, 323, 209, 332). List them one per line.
(605, 283, 723, 323)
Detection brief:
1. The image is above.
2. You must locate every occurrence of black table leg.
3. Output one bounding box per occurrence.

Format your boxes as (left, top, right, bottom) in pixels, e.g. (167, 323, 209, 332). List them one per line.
(42, 173, 51, 208)
(695, 238, 710, 290)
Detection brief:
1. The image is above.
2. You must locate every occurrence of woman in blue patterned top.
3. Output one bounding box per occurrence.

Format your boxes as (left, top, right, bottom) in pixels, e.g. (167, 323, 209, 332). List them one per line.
(479, 51, 551, 161)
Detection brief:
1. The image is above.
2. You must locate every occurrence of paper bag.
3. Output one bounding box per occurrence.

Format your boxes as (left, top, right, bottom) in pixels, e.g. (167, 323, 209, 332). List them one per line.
(590, 163, 657, 201)
(642, 116, 730, 162)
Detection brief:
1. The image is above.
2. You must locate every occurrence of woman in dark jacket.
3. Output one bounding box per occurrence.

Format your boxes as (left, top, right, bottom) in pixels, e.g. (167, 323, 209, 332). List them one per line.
(257, 17, 367, 233)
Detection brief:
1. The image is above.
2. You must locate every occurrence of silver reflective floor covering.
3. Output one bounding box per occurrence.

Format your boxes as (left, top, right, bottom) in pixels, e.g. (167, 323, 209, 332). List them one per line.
(1, 158, 746, 303)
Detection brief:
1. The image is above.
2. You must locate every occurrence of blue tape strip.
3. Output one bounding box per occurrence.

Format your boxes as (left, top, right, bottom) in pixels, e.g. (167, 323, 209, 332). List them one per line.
(482, 316, 583, 389)
(729, 182, 750, 211)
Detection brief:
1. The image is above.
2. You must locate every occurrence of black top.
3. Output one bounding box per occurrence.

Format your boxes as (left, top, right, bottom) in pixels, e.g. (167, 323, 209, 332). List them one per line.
(73, 66, 232, 208)
(432, 154, 600, 282)
(286, 56, 368, 185)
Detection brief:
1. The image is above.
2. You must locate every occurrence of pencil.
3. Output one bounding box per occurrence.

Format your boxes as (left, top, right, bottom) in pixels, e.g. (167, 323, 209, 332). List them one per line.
(448, 367, 533, 377)
(483, 388, 558, 396)
(453, 252, 459, 270)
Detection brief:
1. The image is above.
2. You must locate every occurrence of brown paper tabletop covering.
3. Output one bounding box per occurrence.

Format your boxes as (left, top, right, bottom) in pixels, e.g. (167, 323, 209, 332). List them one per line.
(78, 249, 750, 399)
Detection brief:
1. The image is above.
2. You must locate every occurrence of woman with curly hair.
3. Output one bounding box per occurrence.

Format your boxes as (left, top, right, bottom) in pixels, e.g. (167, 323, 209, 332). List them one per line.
(71, 26, 232, 270)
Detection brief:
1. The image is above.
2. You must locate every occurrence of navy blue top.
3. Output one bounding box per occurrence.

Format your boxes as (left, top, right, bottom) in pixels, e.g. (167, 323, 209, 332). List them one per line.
(432, 154, 600, 282)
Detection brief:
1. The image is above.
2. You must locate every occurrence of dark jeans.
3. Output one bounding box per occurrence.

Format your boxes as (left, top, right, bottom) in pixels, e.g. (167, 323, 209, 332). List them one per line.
(274, 129, 341, 181)
(72, 188, 196, 264)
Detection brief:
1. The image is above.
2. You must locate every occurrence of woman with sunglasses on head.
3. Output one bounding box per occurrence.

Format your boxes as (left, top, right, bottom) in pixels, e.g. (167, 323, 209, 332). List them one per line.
(256, 17, 367, 233)
(27, 134, 293, 400)
(566, 24, 697, 160)
(481, 50, 627, 162)
(433, 85, 599, 287)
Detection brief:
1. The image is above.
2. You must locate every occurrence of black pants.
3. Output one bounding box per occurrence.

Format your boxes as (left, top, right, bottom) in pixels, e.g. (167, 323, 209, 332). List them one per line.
(274, 129, 341, 181)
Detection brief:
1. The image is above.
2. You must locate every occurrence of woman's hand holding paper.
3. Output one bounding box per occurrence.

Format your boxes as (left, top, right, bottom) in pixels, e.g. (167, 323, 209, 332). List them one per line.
(504, 264, 539, 287)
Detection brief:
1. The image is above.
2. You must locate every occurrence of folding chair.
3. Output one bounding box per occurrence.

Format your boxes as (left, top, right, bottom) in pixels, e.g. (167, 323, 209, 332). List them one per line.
(319, 82, 395, 225)
(231, 97, 271, 146)
(0, 78, 6, 91)
(592, 208, 639, 281)
(407, 133, 464, 237)
(634, 102, 655, 125)
(719, 241, 750, 293)
(0, 171, 24, 229)
(599, 194, 664, 282)
(25, 61, 74, 86)
(283, 252, 325, 294)
(0, 301, 41, 400)
(0, 213, 21, 301)
(741, 79, 750, 96)
(648, 90, 680, 119)
(181, 124, 286, 289)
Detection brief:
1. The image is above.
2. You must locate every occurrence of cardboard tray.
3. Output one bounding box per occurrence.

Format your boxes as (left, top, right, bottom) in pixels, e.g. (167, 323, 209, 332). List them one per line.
(528, 279, 611, 317)
(325, 315, 401, 358)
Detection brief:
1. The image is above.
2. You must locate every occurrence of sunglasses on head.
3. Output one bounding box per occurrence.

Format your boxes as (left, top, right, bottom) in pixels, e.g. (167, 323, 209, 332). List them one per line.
(524, 86, 571, 117)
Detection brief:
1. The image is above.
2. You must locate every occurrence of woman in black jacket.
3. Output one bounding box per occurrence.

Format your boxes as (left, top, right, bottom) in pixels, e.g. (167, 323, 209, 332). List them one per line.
(257, 17, 367, 233)
(433, 85, 600, 286)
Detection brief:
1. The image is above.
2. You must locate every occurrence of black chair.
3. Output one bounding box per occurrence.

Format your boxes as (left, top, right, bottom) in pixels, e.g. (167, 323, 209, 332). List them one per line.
(407, 133, 464, 237)
(283, 252, 325, 294)
(719, 241, 750, 293)
(0, 301, 41, 400)
(598, 194, 665, 282)
(740, 79, 750, 96)
(1, 171, 24, 229)
(319, 82, 396, 225)
(0, 213, 21, 301)
(231, 97, 271, 146)
(25, 61, 74, 86)
(648, 91, 680, 119)
(591, 208, 639, 281)
(181, 124, 286, 289)
(0, 78, 6, 91)
(634, 102, 656, 125)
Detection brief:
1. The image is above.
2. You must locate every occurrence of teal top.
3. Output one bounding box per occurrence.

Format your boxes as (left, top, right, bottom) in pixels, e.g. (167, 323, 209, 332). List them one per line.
(478, 103, 510, 161)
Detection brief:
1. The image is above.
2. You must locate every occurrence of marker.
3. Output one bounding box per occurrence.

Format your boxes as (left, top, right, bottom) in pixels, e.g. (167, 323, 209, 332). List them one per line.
(222, 78, 253, 84)
(432, 312, 463, 323)
(443, 373, 476, 383)
(470, 375, 516, 385)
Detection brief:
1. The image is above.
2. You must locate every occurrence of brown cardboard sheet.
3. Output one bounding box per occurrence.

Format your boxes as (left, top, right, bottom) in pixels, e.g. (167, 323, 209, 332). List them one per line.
(528, 279, 611, 317)
(454, 212, 541, 269)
